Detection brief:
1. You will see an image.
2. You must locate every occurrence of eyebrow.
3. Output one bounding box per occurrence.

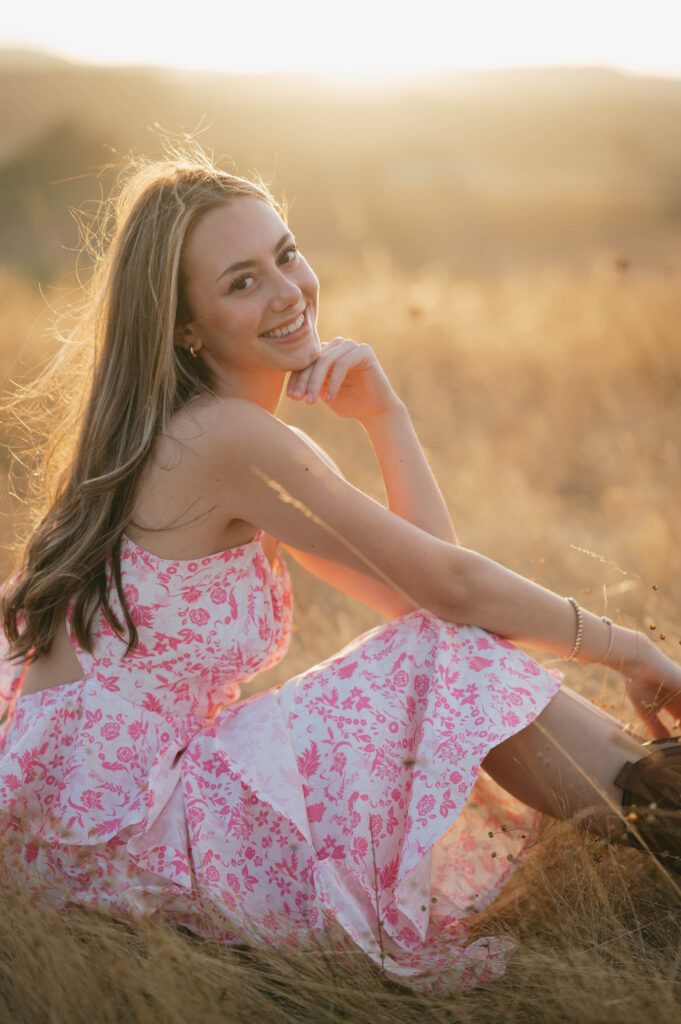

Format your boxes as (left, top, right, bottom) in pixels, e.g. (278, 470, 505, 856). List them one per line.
(215, 232, 294, 283)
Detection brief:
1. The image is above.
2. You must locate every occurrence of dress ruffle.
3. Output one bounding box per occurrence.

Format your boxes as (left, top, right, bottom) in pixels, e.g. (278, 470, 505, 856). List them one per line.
(0, 680, 207, 922)
(2, 591, 561, 995)
(182, 610, 562, 993)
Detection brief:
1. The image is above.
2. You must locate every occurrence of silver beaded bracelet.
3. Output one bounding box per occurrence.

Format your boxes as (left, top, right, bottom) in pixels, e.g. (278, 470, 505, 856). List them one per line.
(561, 596, 584, 662)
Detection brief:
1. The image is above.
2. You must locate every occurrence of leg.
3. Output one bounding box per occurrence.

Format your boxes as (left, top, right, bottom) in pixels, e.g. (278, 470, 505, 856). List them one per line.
(482, 686, 649, 840)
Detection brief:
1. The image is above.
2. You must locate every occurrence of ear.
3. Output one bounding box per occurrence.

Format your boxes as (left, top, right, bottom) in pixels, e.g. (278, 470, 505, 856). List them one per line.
(174, 321, 201, 355)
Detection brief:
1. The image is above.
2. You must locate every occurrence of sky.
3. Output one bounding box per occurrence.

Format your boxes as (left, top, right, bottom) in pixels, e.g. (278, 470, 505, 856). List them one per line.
(1, 0, 680, 80)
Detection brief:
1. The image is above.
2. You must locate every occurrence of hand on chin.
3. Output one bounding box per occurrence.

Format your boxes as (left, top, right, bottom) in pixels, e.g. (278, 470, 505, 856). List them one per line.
(288, 336, 321, 370)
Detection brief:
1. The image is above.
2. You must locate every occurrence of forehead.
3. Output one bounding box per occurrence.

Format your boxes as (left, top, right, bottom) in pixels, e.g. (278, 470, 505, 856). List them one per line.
(183, 197, 287, 277)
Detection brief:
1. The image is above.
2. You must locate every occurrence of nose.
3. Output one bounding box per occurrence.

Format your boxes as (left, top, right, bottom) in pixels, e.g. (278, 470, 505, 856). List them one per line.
(270, 267, 303, 312)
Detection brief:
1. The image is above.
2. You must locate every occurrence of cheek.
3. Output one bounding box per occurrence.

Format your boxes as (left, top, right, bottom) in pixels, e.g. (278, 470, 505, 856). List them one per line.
(208, 297, 255, 334)
(227, 304, 265, 340)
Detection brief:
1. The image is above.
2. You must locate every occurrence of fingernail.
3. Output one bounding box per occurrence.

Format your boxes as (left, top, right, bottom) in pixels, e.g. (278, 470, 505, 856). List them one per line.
(305, 392, 315, 403)
(290, 387, 302, 398)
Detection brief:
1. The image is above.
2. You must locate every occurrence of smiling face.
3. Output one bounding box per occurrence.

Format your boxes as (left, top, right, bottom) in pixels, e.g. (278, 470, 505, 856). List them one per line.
(177, 197, 321, 400)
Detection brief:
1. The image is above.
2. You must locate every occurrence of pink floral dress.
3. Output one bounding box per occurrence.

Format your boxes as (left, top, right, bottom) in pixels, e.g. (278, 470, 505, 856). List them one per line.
(0, 529, 561, 995)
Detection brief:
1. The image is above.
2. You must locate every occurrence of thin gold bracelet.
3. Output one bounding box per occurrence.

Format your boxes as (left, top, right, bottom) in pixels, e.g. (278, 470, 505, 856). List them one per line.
(594, 616, 615, 664)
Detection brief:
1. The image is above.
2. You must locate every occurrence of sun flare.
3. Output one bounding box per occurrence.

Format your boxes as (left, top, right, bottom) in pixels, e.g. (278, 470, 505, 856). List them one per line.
(1, 0, 680, 80)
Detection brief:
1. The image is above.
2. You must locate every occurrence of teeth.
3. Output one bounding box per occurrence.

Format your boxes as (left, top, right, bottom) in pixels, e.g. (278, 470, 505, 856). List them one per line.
(263, 311, 305, 338)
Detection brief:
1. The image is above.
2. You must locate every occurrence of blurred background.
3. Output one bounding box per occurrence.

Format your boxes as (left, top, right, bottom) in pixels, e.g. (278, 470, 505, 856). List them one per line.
(1, 0, 681, 280)
(1, 0, 680, 697)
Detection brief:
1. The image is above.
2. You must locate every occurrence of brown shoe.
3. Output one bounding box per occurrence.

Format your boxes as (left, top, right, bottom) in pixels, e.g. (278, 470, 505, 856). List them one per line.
(614, 737, 681, 873)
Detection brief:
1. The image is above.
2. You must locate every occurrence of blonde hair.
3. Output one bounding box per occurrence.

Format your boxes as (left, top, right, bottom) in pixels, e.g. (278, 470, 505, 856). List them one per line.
(2, 141, 285, 661)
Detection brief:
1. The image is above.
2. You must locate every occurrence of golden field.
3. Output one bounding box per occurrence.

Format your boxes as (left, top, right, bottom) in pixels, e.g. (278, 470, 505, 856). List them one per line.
(0, 249, 680, 1021)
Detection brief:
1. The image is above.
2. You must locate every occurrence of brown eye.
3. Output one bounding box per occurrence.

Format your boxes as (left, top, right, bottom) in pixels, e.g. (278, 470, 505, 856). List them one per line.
(231, 274, 255, 293)
(280, 245, 298, 263)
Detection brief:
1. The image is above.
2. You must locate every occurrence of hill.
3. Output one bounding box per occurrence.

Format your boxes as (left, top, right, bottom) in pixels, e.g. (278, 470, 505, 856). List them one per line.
(1, 57, 681, 277)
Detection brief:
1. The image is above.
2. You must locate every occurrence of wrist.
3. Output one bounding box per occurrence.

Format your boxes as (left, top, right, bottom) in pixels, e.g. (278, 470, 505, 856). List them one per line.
(568, 605, 650, 675)
(359, 398, 408, 432)
(581, 617, 652, 676)
(605, 628, 654, 677)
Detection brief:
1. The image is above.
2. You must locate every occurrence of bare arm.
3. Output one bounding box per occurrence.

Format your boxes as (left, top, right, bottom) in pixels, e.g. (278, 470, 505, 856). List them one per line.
(280, 425, 419, 618)
(360, 401, 457, 544)
(195, 395, 681, 734)
(204, 397, 676, 690)
(288, 338, 457, 546)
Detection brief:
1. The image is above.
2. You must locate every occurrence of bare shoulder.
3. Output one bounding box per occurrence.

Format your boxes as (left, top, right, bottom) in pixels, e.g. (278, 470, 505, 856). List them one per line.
(167, 394, 271, 438)
(168, 395, 324, 468)
(160, 397, 459, 620)
(161, 395, 277, 464)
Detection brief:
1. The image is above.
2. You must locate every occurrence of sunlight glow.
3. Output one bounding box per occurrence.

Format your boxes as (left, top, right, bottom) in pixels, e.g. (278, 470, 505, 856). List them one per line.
(1, 0, 680, 80)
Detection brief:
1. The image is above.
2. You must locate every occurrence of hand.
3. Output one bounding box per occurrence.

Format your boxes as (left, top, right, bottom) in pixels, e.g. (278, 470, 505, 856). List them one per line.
(624, 641, 681, 740)
(285, 337, 402, 422)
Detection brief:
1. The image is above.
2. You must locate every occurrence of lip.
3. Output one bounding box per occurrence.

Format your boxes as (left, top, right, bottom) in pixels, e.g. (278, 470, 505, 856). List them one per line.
(260, 306, 310, 343)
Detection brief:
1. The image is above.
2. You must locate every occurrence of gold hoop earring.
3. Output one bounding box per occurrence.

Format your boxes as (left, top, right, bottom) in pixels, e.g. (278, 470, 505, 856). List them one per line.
(189, 344, 199, 359)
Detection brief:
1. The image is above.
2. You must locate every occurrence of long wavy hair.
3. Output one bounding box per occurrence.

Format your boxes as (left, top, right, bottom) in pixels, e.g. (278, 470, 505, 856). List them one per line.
(1, 143, 285, 662)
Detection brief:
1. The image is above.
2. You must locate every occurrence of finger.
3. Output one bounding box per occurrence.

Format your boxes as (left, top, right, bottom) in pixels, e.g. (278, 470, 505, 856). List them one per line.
(286, 339, 349, 400)
(287, 361, 324, 399)
(286, 372, 301, 399)
(323, 350, 364, 402)
(304, 340, 357, 402)
(646, 687, 681, 724)
(315, 341, 376, 402)
(633, 706, 669, 740)
(325, 343, 380, 400)
(630, 696, 670, 740)
(648, 716, 670, 740)
(661, 692, 681, 722)
(286, 363, 316, 399)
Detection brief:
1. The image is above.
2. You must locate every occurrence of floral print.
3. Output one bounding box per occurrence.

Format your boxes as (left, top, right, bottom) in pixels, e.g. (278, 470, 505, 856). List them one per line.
(0, 530, 561, 995)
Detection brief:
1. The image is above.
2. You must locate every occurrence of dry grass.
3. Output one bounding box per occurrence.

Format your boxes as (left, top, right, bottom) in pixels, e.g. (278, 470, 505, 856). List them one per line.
(1, 252, 681, 1020)
(0, 823, 679, 1023)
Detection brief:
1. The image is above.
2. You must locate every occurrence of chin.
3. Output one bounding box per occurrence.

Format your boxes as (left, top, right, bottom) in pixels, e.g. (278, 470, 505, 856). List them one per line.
(289, 336, 321, 368)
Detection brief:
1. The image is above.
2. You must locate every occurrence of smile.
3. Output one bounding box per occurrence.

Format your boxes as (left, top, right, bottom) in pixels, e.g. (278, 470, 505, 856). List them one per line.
(261, 309, 307, 339)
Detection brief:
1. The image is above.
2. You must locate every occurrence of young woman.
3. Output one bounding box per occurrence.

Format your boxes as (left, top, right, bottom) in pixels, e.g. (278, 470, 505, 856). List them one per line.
(1, 151, 680, 995)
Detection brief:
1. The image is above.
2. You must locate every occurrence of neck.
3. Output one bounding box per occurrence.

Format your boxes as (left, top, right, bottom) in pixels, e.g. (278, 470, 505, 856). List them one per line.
(208, 364, 287, 415)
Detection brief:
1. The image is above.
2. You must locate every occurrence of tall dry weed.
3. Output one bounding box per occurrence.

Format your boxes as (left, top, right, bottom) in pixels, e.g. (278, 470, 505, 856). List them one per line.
(1, 257, 680, 1020)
